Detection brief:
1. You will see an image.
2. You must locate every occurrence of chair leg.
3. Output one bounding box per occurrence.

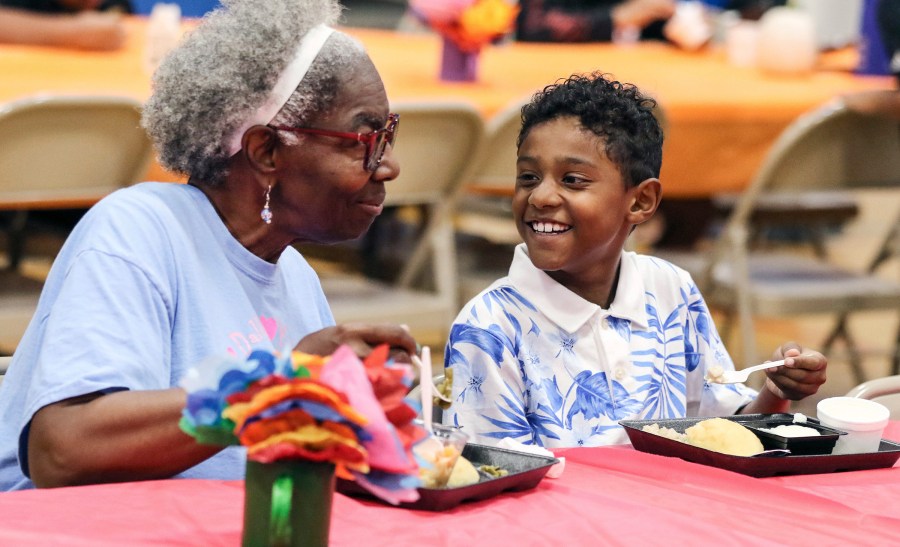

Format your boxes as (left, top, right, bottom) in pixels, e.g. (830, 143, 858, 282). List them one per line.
(808, 226, 829, 259)
(717, 310, 734, 348)
(825, 215, 900, 379)
(892, 320, 900, 376)
(821, 316, 846, 354)
(844, 335, 866, 387)
(822, 316, 867, 385)
(6, 211, 28, 271)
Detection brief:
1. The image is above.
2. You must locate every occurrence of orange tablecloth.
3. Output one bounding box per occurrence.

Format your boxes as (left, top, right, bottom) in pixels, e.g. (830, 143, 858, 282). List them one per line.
(0, 422, 897, 546)
(0, 18, 893, 197)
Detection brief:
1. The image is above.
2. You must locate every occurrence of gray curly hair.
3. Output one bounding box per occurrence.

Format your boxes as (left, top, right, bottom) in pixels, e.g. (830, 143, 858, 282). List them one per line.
(142, 0, 368, 186)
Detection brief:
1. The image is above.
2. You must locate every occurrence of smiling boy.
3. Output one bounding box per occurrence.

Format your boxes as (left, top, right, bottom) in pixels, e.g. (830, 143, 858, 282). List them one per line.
(443, 73, 827, 448)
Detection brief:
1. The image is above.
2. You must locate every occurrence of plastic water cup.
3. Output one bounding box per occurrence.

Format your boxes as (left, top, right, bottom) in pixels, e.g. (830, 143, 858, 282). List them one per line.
(415, 424, 469, 488)
(816, 397, 889, 455)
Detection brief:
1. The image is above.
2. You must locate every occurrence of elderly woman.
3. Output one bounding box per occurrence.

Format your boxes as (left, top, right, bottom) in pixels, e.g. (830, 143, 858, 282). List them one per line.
(0, 0, 415, 490)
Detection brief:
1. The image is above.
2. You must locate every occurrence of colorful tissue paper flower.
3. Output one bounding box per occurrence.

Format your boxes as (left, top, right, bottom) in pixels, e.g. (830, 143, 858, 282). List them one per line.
(180, 344, 426, 504)
(410, 0, 519, 53)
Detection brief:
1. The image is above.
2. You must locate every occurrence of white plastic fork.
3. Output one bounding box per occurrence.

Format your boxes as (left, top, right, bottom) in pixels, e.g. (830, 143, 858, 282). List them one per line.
(418, 346, 451, 403)
(410, 346, 451, 434)
(707, 359, 787, 384)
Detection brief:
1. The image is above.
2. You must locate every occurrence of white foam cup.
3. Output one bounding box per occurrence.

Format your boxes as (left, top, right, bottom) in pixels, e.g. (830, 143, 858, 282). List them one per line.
(816, 397, 889, 455)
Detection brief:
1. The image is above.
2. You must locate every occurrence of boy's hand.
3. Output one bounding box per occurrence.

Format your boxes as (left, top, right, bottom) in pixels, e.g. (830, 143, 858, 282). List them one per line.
(763, 342, 827, 401)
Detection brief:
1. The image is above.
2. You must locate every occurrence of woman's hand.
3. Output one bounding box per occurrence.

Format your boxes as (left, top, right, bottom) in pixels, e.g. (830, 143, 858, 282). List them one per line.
(612, 0, 676, 31)
(763, 342, 828, 401)
(294, 323, 418, 364)
(66, 12, 128, 50)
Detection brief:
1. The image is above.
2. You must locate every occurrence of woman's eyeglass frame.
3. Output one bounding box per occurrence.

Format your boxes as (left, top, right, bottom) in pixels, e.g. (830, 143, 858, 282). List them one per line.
(269, 113, 399, 173)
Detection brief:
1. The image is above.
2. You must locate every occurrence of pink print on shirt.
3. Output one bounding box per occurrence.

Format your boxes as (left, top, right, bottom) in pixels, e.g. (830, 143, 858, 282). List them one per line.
(226, 315, 283, 357)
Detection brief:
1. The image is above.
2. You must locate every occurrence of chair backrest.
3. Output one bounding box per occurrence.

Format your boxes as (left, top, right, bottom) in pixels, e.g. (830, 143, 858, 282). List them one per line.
(467, 97, 528, 195)
(846, 375, 900, 419)
(0, 96, 153, 208)
(386, 101, 485, 207)
(725, 98, 900, 234)
(697, 98, 900, 369)
(387, 101, 485, 289)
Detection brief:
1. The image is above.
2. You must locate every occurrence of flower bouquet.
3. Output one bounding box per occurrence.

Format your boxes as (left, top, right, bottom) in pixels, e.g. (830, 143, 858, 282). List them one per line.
(180, 344, 427, 546)
(409, 0, 520, 81)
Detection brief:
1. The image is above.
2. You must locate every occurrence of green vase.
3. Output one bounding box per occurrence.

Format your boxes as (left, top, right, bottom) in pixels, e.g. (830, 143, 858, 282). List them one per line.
(242, 460, 336, 547)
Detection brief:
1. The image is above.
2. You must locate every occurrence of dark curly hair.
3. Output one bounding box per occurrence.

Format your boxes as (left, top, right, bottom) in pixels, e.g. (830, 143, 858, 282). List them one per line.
(518, 72, 663, 188)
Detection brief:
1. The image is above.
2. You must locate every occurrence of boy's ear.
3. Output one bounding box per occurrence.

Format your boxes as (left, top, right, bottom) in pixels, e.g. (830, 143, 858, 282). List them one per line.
(627, 178, 662, 225)
(241, 125, 279, 174)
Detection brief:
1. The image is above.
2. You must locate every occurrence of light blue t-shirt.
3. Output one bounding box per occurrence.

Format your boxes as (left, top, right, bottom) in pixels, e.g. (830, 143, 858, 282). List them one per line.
(0, 183, 334, 490)
(444, 244, 756, 448)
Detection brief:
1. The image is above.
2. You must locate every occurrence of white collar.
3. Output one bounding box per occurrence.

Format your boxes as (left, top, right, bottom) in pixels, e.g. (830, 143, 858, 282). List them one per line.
(506, 244, 649, 332)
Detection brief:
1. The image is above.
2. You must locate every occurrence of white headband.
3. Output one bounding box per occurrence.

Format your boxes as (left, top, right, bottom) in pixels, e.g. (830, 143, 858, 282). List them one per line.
(225, 24, 336, 156)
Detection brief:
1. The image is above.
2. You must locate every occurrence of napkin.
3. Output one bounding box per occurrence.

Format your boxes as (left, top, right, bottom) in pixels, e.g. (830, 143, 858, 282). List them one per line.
(496, 438, 566, 479)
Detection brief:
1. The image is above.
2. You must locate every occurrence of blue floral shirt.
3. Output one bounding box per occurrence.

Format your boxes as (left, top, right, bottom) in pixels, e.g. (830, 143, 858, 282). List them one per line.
(443, 244, 756, 448)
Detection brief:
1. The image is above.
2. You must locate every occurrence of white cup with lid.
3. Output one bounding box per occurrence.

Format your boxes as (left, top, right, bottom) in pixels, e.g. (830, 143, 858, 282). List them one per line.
(816, 397, 890, 455)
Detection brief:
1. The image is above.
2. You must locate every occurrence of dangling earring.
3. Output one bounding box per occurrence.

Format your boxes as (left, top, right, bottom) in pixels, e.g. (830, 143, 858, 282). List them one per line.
(260, 184, 273, 225)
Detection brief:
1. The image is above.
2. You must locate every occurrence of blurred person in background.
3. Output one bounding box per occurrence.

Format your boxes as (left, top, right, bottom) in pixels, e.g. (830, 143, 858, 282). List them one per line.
(515, 0, 785, 43)
(0, 0, 131, 50)
(880, 0, 900, 82)
(516, 0, 675, 42)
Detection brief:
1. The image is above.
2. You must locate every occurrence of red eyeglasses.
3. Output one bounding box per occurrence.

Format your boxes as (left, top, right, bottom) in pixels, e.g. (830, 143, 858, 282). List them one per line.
(270, 113, 400, 173)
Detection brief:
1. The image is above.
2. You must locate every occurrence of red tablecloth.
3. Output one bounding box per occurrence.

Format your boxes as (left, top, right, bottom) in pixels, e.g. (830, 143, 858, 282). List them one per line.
(1, 422, 897, 546)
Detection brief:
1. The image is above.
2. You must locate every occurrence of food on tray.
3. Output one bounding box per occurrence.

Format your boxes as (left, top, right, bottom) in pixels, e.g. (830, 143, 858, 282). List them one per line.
(758, 424, 820, 437)
(434, 368, 453, 410)
(642, 423, 688, 442)
(419, 443, 465, 488)
(478, 464, 509, 478)
(792, 413, 808, 424)
(416, 425, 470, 488)
(640, 418, 766, 456)
(685, 418, 764, 456)
(705, 365, 725, 384)
(447, 455, 480, 488)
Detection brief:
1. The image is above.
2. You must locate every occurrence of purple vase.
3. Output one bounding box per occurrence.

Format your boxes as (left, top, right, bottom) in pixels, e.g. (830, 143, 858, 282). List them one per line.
(439, 36, 479, 82)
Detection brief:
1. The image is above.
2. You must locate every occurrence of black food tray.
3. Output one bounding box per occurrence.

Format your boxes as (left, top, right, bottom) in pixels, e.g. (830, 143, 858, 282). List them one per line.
(620, 414, 900, 478)
(336, 443, 558, 511)
(742, 417, 845, 455)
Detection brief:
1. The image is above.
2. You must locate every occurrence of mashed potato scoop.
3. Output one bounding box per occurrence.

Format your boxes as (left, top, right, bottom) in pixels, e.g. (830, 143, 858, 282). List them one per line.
(446, 455, 480, 488)
(685, 418, 765, 456)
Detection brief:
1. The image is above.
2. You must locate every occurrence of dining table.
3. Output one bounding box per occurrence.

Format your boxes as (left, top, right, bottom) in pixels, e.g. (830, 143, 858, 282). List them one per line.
(0, 421, 897, 545)
(0, 17, 894, 199)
